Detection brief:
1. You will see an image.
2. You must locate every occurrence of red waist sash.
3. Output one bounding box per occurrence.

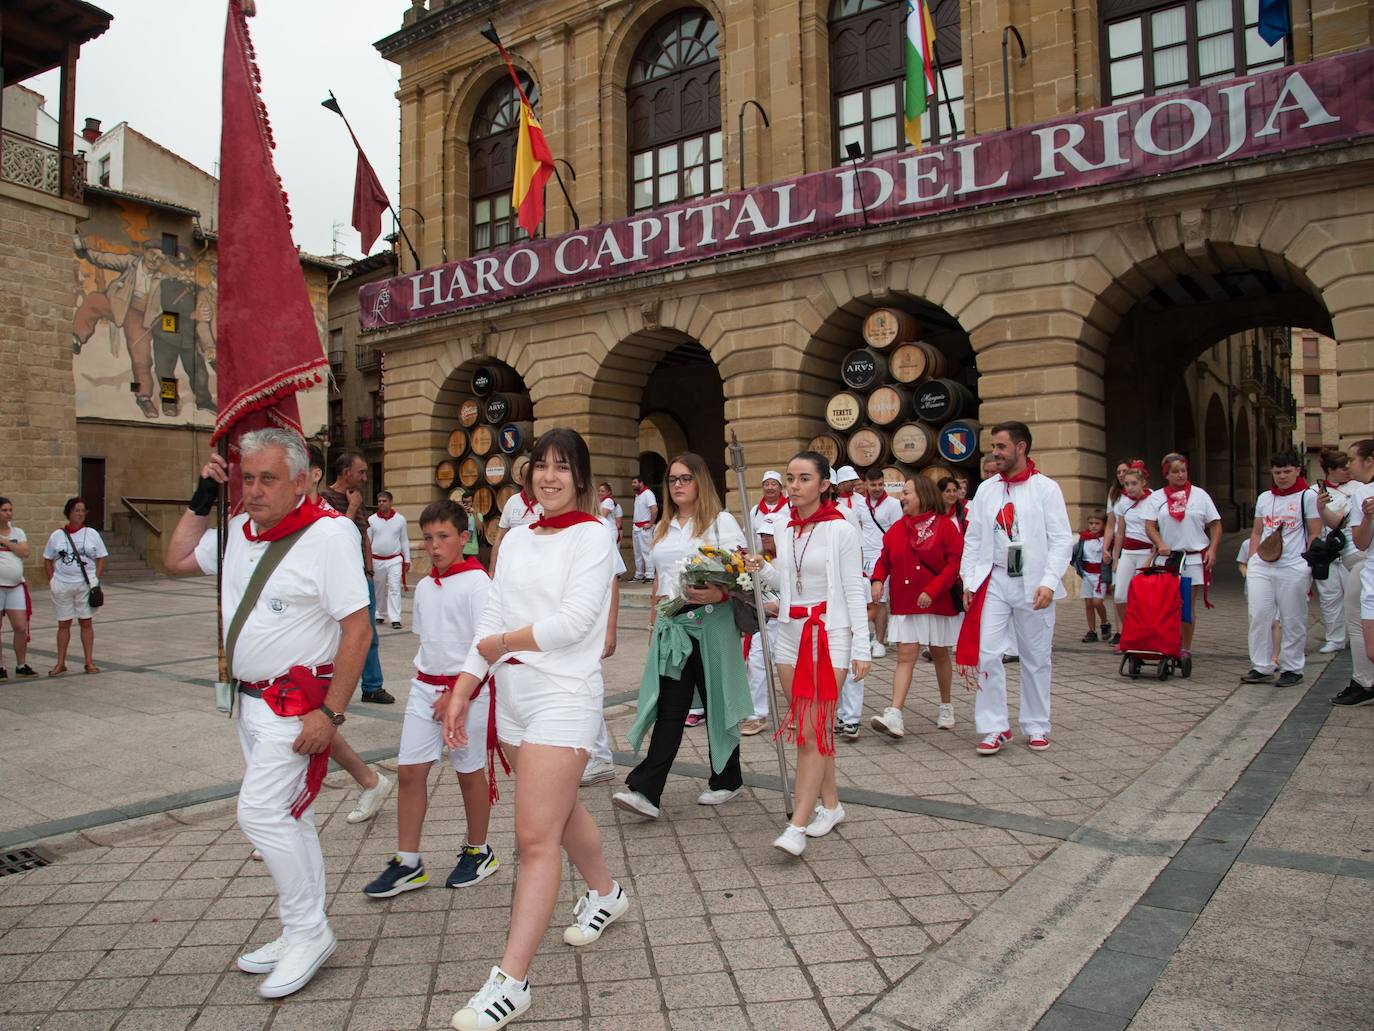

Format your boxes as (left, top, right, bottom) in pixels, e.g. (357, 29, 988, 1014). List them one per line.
(634, 520, 652, 528)
(774, 603, 838, 757)
(1082, 561, 1102, 573)
(372, 552, 410, 593)
(240, 664, 334, 820)
(1122, 538, 1153, 551)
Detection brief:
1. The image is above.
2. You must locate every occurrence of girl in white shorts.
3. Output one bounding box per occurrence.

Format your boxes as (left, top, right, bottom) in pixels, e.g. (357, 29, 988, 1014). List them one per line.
(442, 428, 628, 1031)
(1110, 467, 1154, 646)
(751, 451, 871, 857)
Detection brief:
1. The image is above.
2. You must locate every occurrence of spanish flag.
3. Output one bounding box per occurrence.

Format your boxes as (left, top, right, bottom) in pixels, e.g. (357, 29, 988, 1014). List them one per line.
(904, 0, 937, 150)
(513, 97, 555, 237)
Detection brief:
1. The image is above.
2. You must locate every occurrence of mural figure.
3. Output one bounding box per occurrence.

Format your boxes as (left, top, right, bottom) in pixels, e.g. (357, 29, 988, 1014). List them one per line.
(154, 253, 216, 415)
(71, 234, 197, 419)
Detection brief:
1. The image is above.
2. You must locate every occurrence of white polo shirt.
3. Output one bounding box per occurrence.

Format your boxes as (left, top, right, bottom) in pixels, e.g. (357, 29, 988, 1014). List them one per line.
(498, 489, 542, 531)
(412, 565, 489, 677)
(195, 512, 369, 683)
(367, 511, 410, 560)
(632, 489, 657, 528)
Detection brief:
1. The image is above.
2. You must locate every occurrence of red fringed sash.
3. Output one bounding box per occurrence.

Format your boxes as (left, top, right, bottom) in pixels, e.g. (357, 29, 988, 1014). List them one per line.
(775, 603, 838, 756)
(418, 668, 505, 803)
(955, 575, 991, 686)
(252, 665, 333, 819)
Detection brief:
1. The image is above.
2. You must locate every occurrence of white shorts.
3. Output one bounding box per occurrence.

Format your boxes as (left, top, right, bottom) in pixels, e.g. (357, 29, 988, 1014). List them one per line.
(398, 678, 489, 773)
(863, 556, 889, 603)
(0, 584, 26, 612)
(1078, 572, 1104, 599)
(774, 615, 852, 672)
(494, 663, 601, 753)
(887, 612, 961, 647)
(50, 578, 93, 621)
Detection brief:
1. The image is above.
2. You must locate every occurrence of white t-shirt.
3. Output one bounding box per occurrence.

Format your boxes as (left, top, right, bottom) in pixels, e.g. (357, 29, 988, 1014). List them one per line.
(651, 512, 747, 597)
(367, 512, 410, 560)
(1253, 488, 1318, 569)
(44, 527, 108, 584)
(461, 520, 614, 694)
(859, 494, 902, 559)
(1341, 482, 1374, 555)
(1144, 487, 1222, 552)
(599, 497, 623, 535)
(1113, 492, 1155, 545)
(195, 512, 370, 684)
(498, 489, 542, 531)
(1317, 481, 1357, 557)
(0, 527, 26, 585)
(834, 493, 863, 532)
(412, 565, 489, 677)
(751, 500, 788, 544)
(632, 489, 657, 527)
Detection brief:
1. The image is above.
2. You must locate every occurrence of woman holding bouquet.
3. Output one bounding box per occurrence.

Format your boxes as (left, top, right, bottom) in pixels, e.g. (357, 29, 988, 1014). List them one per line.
(750, 451, 870, 856)
(616, 454, 752, 820)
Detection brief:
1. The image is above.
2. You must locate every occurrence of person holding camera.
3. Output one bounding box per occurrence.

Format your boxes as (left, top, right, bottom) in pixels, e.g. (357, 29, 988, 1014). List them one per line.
(1312, 450, 1355, 654)
(1335, 440, 1374, 707)
(1241, 452, 1322, 687)
(1144, 453, 1222, 660)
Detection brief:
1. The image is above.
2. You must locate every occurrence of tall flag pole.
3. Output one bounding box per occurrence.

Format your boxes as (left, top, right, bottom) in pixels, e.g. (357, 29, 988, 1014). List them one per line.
(482, 27, 556, 237)
(904, 0, 938, 151)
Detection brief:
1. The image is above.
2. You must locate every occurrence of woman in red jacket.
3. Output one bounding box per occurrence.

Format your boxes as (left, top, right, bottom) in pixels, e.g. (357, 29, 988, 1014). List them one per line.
(869, 476, 964, 738)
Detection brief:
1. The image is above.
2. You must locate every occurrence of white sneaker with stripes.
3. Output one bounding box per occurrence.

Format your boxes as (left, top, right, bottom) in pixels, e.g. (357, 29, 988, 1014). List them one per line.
(562, 881, 630, 946)
(451, 966, 531, 1031)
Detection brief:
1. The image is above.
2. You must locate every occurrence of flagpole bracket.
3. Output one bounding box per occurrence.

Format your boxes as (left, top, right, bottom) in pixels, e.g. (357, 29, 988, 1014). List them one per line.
(738, 100, 770, 192)
(1001, 25, 1027, 132)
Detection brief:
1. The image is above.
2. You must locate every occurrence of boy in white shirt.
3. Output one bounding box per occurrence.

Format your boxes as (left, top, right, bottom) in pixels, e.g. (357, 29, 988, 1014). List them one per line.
(364, 500, 501, 897)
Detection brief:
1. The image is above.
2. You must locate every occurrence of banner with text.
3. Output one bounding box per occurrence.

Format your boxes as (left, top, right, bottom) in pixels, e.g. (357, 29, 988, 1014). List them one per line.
(360, 50, 1374, 330)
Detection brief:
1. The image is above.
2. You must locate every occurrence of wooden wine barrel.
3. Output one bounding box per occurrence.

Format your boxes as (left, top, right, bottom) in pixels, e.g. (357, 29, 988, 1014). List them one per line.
(435, 459, 457, 489)
(498, 421, 534, 454)
(840, 348, 887, 393)
(890, 422, 937, 466)
(937, 419, 982, 465)
(824, 391, 864, 433)
(446, 428, 469, 458)
(847, 427, 890, 468)
(472, 485, 496, 514)
(921, 464, 957, 485)
(512, 454, 530, 486)
(807, 432, 844, 469)
(865, 384, 913, 427)
(459, 398, 482, 427)
(469, 424, 496, 456)
(471, 364, 520, 397)
(483, 515, 501, 545)
(484, 453, 512, 486)
(881, 464, 915, 491)
(913, 378, 976, 424)
(862, 308, 921, 349)
(497, 484, 519, 511)
(889, 341, 946, 383)
(458, 455, 483, 488)
(484, 392, 533, 424)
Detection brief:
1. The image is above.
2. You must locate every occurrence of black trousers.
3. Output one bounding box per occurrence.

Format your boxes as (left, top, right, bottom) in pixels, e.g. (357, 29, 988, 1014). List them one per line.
(626, 638, 742, 807)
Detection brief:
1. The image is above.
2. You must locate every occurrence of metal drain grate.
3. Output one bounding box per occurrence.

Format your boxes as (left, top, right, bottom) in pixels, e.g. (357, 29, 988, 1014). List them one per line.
(0, 847, 54, 877)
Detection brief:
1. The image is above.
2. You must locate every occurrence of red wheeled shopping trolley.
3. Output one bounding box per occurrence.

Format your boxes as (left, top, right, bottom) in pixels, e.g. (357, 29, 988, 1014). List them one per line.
(1118, 554, 1192, 680)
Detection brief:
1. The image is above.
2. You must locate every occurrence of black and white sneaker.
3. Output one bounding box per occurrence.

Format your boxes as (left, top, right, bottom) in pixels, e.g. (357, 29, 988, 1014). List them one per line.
(839, 722, 860, 741)
(1333, 682, 1374, 707)
(363, 856, 428, 898)
(1275, 671, 1303, 688)
(14, 665, 36, 677)
(447, 845, 499, 889)
(1240, 668, 1273, 684)
(562, 882, 630, 946)
(452, 966, 530, 1030)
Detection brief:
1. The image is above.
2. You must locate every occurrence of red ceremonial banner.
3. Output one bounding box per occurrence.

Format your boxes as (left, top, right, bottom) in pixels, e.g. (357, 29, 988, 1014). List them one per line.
(359, 50, 1374, 331)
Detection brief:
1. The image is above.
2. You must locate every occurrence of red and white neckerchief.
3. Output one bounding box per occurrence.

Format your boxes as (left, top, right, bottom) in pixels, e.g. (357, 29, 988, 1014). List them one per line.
(429, 556, 486, 585)
(634, 485, 648, 497)
(242, 496, 337, 543)
(375, 509, 398, 520)
(518, 489, 537, 518)
(904, 510, 939, 548)
(1162, 482, 1192, 521)
(1123, 489, 1153, 511)
(755, 497, 787, 517)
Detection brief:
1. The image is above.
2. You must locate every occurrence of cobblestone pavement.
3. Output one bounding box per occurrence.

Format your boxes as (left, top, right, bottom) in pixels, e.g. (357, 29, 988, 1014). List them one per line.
(0, 556, 1366, 1030)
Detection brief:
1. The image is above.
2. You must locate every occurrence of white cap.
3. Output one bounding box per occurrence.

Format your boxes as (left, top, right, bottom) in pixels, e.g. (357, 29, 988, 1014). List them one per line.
(761, 470, 783, 486)
(834, 465, 859, 483)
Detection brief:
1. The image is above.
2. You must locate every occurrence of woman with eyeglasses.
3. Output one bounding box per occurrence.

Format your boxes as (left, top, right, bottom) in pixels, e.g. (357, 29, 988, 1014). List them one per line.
(615, 453, 752, 820)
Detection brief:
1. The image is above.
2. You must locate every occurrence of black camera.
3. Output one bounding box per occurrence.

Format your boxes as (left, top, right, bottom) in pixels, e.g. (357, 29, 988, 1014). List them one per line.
(1303, 530, 1346, 581)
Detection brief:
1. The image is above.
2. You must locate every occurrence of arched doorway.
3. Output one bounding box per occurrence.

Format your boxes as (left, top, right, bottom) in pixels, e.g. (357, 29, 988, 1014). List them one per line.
(1203, 392, 1229, 502)
(1235, 410, 1254, 525)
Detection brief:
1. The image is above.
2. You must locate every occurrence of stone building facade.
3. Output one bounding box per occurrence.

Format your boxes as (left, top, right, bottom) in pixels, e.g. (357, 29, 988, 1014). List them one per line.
(361, 0, 1374, 544)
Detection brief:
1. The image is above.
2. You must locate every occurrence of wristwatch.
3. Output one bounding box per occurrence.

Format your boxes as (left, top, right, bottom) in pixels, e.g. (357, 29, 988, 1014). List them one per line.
(319, 704, 346, 726)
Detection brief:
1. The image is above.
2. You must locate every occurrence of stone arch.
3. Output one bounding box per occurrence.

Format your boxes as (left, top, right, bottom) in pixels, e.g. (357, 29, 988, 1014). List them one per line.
(431, 355, 534, 520)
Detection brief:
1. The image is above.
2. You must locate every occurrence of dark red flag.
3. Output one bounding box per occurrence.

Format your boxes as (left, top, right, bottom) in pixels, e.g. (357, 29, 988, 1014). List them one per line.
(215, 0, 327, 496)
(352, 146, 390, 253)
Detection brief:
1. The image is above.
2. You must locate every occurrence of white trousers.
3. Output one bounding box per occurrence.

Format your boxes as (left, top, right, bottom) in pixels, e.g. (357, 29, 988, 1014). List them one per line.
(633, 527, 655, 580)
(1246, 563, 1311, 674)
(1113, 550, 1151, 604)
(237, 696, 328, 944)
(1345, 555, 1373, 687)
(746, 619, 780, 719)
(590, 718, 613, 766)
(374, 557, 404, 624)
(839, 669, 865, 724)
(974, 568, 1055, 737)
(1314, 562, 1347, 647)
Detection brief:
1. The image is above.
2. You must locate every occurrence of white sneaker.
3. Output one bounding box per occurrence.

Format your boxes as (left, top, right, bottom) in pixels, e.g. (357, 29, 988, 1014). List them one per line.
(1319, 641, 1345, 654)
(697, 786, 741, 805)
(937, 703, 955, 729)
(257, 926, 336, 998)
(236, 935, 288, 974)
(611, 789, 660, 820)
(871, 642, 887, 659)
(804, 803, 845, 838)
(563, 882, 630, 946)
(870, 707, 904, 738)
(773, 824, 807, 856)
(580, 760, 616, 786)
(346, 772, 393, 824)
(250, 849, 264, 861)
(452, 966, 531, 1030)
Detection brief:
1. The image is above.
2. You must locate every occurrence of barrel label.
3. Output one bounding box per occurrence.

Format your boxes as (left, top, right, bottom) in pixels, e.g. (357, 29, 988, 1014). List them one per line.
(473, 369, 493, 393)
(867, 388, 904, 425)
(460, 399, 480, 424)
(914, 387, 949, 419)
(500, 425, 521, 452)
(843, 353, 878, 383)
(486, 397, 509, 422)
(826, 394, 861, 429)
(938, 423, 978, 462)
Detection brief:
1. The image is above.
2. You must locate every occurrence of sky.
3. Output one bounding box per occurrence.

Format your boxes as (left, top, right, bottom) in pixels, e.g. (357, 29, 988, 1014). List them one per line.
(31, 0, 405, 260)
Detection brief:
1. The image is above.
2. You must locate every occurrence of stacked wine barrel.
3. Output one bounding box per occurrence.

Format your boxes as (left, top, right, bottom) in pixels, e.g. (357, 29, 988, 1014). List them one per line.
(811, 308, 981, 487)
(435, 364, 535, 545)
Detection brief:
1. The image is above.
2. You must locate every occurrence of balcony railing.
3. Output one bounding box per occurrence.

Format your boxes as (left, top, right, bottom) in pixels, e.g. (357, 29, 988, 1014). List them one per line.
(1, 130, 59, 195)
(1239, 344, 1263, 395)
(357, 416, 385, 446)
(356, 342, 380, 370)
(328, 349, 348, 379)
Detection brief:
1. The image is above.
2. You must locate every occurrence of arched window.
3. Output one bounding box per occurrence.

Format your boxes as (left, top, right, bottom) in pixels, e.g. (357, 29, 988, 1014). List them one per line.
(627, 9, 722, 214)
(469, 72, 540, 253)
(1100, 0, 1287, 104)
(829, 0, 962, 162)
